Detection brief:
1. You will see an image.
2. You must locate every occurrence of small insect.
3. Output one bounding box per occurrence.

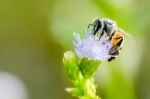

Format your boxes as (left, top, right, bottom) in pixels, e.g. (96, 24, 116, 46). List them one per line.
(88, 18, 129, 61)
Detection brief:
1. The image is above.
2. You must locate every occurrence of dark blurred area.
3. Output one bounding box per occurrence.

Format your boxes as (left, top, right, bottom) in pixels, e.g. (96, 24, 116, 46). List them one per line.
(0, 0, 150, 99)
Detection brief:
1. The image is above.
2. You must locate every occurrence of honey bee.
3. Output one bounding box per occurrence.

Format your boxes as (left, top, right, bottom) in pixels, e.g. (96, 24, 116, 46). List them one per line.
(88, 18, 129, 61)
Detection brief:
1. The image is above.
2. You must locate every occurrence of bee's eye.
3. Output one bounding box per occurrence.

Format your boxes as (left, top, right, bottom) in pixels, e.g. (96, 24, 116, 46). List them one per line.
(92, 19, 102, 35)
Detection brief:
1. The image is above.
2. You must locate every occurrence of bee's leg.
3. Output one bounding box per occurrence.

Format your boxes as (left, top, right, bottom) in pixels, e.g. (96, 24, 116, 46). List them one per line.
(106, 31, 116, 43)
(88, 24, 94, 29)
(109, 46, 119, 55)
(87, 24, 94, 33)
(99, 30, 104, 40)
(108, 57, 116, 62)
(108, 46, 119, 62)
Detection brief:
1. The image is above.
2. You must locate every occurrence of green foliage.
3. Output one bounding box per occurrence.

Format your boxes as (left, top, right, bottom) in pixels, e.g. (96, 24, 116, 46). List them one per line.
(63, 51, 101, 99)
(1, 0, 150, 98)
(79, 58, 101, 79)
(63, 51, 80, 81)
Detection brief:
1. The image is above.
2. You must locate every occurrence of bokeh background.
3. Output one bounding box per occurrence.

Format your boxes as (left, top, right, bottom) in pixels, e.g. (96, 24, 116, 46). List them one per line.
(0, 0, 150, 99)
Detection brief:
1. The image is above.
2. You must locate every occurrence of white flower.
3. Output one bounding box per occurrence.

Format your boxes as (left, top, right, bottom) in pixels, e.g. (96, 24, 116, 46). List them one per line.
(73, 29, 113, 61)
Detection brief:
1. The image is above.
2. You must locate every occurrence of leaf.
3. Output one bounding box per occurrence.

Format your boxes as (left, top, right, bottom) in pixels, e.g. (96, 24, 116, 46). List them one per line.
(79, 58, 101, 79)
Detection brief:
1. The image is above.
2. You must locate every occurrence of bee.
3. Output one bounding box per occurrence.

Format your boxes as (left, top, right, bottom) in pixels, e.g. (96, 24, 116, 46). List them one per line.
(88, 18, 129, 61)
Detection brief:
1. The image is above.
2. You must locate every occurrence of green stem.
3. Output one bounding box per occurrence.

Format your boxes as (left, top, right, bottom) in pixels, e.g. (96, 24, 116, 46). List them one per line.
(63, 51, 101, 99)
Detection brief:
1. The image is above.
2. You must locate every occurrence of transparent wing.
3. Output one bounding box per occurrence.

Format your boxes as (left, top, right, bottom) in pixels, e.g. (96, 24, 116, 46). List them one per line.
(117, 28, 134, 41)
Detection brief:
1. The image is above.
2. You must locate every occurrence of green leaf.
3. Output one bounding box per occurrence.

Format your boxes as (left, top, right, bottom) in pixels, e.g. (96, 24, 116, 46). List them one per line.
(79, 58, 101, 79)
(63, 51, 80, 81)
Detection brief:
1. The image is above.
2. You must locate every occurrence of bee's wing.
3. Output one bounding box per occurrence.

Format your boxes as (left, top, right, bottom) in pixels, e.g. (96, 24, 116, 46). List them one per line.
(118, 28, 134, 41)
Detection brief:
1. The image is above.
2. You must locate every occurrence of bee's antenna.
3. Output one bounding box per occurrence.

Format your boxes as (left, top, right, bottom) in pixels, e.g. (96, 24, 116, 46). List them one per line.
(87, 24, 95, 35)
(88, 24, 94, 29)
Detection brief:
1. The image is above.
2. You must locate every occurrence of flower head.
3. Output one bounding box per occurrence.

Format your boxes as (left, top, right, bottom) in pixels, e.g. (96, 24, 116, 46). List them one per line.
(73, 29, 113, 61)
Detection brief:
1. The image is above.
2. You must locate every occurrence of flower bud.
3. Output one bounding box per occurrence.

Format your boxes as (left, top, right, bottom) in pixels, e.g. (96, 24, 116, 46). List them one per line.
(63, 51, 80, 81)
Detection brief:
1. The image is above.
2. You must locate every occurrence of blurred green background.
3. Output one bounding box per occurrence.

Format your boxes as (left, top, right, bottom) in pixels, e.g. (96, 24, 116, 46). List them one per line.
(0, 0, 150, 99)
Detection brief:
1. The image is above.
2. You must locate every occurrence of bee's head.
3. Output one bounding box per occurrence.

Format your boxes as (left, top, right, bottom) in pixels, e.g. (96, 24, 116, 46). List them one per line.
(93, 19, 102, 35)
(88, 18, 102, 35)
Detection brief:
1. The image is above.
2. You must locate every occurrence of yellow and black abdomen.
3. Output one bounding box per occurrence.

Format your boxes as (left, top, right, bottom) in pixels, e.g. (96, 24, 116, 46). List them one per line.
(110, 31, 124, 48)
(108, 31, 124, 61)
